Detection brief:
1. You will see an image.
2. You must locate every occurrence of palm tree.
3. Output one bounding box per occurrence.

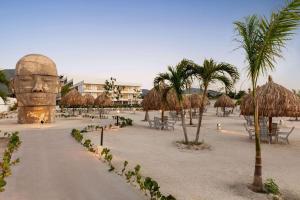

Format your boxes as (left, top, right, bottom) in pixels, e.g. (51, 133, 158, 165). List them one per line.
(185, 77, 194, 125)
(0, 70, 9, 101)
(189, 59, 239, 143)
(154, 59, 194, 143)
(234, 0, 300, 191)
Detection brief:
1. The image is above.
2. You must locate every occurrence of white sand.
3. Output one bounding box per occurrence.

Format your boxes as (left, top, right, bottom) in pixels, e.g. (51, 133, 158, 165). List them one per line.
(84, 106, 300, 200)
(0, 118, 146, 200)
(0, 105, 299, 200)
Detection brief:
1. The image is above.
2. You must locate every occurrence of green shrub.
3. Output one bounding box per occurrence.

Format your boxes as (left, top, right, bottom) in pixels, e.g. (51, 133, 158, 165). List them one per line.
(0, 131, 21, 192)
(0, 177, 6, 192)
(83, 139, 92, 148)
(144, 177, 161, 199)
(125, 170, 135, 183)
(118, 117, 133, 128)
(9, 102, 17, 111)
(121, 161, 128, 175)
(71, 129, 83, 143)
(264, 178, 280, 195)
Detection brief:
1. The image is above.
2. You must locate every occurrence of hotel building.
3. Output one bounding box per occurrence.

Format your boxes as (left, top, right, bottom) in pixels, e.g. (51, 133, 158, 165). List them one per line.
(69, 77, 142, 105)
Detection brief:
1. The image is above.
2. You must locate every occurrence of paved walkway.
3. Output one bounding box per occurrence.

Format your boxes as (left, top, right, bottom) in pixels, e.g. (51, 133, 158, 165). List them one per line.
(1, 125, 145, 200)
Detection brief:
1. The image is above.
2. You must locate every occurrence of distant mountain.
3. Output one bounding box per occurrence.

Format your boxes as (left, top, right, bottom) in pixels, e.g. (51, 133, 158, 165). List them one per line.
(142, 87, 221, 98)
(0, 69, 15, 96)
(184, 88, 221, 98)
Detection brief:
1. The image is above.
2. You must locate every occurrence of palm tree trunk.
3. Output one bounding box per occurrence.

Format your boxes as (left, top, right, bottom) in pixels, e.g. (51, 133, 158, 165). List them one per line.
(195, 86, 208, 143)
(188, 85, 193, 125)
(189, 109, 193, 125)
(161, 109, 165, 130)
(180, 102, 189, 144)
(252, 87, 263, 192)
(144, 110, 149, 121)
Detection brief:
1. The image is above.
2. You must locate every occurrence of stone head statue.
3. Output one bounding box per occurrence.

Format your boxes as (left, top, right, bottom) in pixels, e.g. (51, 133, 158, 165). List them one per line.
(11, 54, 59, 124)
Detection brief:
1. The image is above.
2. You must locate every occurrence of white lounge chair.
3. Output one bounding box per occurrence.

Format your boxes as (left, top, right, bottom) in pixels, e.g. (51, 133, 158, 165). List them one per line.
(162, 120, 175, 131)
(259, 118, 270, 143)
(154, 117, 163, 129)
(277, 127, 295, 144)
(244, 115, 254, 126)
(148, 120, 154, 128)
(244, 123, 255, 139)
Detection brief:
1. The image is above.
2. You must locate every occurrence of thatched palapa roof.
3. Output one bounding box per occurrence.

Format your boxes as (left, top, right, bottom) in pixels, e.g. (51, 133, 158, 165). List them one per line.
(83, 94, 95, 106)
(240, 76, 300, 117)
(61, 89, 84, 107)
(189, 94, 209, 108)
(94, 93, 112, 107)
(142, 87, 189, 111)
(214, 94, 235, 108)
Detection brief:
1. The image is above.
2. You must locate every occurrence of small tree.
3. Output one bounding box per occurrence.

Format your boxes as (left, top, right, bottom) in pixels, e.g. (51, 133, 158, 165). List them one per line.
(0, 70, 9, 101)
(154, 59, 194, 144)
(188, 59, 239, 143)
(234, 0, 300, 191)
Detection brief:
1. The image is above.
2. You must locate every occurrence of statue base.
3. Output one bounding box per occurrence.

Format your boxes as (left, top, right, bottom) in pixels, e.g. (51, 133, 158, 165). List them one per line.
(18, 106, 56, 124)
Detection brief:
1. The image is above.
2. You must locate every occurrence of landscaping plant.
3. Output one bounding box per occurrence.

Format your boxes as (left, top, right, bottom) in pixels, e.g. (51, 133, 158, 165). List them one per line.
(234, 0, 300, 191)
(0, 131, 21, 192)
(264, 178, 280, 195)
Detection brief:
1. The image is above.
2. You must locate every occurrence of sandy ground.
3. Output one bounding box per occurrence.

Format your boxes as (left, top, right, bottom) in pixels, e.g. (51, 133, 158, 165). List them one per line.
(0, 105, 299, 200)
(82, 107, 300, 200)
(0, 118, 146, 200)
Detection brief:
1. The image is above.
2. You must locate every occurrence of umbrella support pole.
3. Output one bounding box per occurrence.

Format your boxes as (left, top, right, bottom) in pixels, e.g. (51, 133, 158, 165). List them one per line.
(268, 117, 272, 134)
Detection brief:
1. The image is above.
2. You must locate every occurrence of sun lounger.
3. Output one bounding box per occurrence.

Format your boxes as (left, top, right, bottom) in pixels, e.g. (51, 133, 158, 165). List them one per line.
(259, 117, 270, 143)
(154, 117, 163, 129)
(162, 120, 175, 131)
(244, 123, 255, 139)
(244, 115, 254, 126)
(148, 120, 154, 128)
(277, 127, 295, 144)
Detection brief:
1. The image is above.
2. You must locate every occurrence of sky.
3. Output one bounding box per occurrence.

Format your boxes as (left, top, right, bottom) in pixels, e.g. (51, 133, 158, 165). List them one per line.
(0, 0, 299, 91)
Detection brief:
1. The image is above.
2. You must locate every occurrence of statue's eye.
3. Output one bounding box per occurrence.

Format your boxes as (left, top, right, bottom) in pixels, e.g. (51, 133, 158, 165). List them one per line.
(20, 77, 32, 81)
(43, 77, 54, 82)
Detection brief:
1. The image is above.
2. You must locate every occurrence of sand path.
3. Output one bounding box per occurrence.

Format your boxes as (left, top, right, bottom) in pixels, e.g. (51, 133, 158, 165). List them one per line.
(0, 119, 145, 200)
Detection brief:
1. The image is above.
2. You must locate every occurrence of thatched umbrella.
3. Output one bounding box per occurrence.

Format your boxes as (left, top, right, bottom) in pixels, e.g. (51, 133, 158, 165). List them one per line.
(241, 76, 300, 133)
(142, 87, 184, 121)
(61, 89, 84, 115)
(189, 94, 209, 108)
(214, 94, 235, 116)
(84, 94, 94, 105)
(83, 94, 95, 113)
(95, 93, 112, 107)
(142, 88, 162, 111)
(165, 90, 189, 111)
(185, 94, 209, 124)
(94, 93, 112, 117)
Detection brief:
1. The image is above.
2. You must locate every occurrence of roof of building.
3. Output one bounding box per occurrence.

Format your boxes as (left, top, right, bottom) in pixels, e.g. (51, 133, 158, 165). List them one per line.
(69, 76, 141, 87)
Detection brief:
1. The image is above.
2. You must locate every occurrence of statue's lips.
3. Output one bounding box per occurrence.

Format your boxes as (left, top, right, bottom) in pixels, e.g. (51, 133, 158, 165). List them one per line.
(30, 93, 47, 99)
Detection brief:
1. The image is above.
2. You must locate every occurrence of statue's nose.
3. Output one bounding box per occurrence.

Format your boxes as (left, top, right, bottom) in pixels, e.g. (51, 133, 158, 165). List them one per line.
(32, 76, 44, 93)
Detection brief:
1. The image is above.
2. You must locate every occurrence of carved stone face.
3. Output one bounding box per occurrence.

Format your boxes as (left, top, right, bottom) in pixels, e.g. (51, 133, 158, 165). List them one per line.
(12, 54, 59, 123)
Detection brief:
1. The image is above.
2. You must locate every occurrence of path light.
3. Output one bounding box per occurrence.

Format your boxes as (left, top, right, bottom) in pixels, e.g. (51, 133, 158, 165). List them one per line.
(217, 123, 221, 130)
(279, 119, 284, 126)
(117, 109, 120, 114)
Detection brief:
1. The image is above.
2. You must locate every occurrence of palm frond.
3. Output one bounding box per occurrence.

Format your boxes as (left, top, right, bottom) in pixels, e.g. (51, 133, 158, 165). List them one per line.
(257, 0, 300, 73)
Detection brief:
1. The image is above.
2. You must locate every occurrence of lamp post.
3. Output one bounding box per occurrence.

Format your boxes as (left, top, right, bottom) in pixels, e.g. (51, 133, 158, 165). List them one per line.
(100, 127, 104, 146)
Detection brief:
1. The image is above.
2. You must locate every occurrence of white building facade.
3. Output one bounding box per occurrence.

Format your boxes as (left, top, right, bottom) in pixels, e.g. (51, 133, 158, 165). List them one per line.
(70, 78, 142, 105)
